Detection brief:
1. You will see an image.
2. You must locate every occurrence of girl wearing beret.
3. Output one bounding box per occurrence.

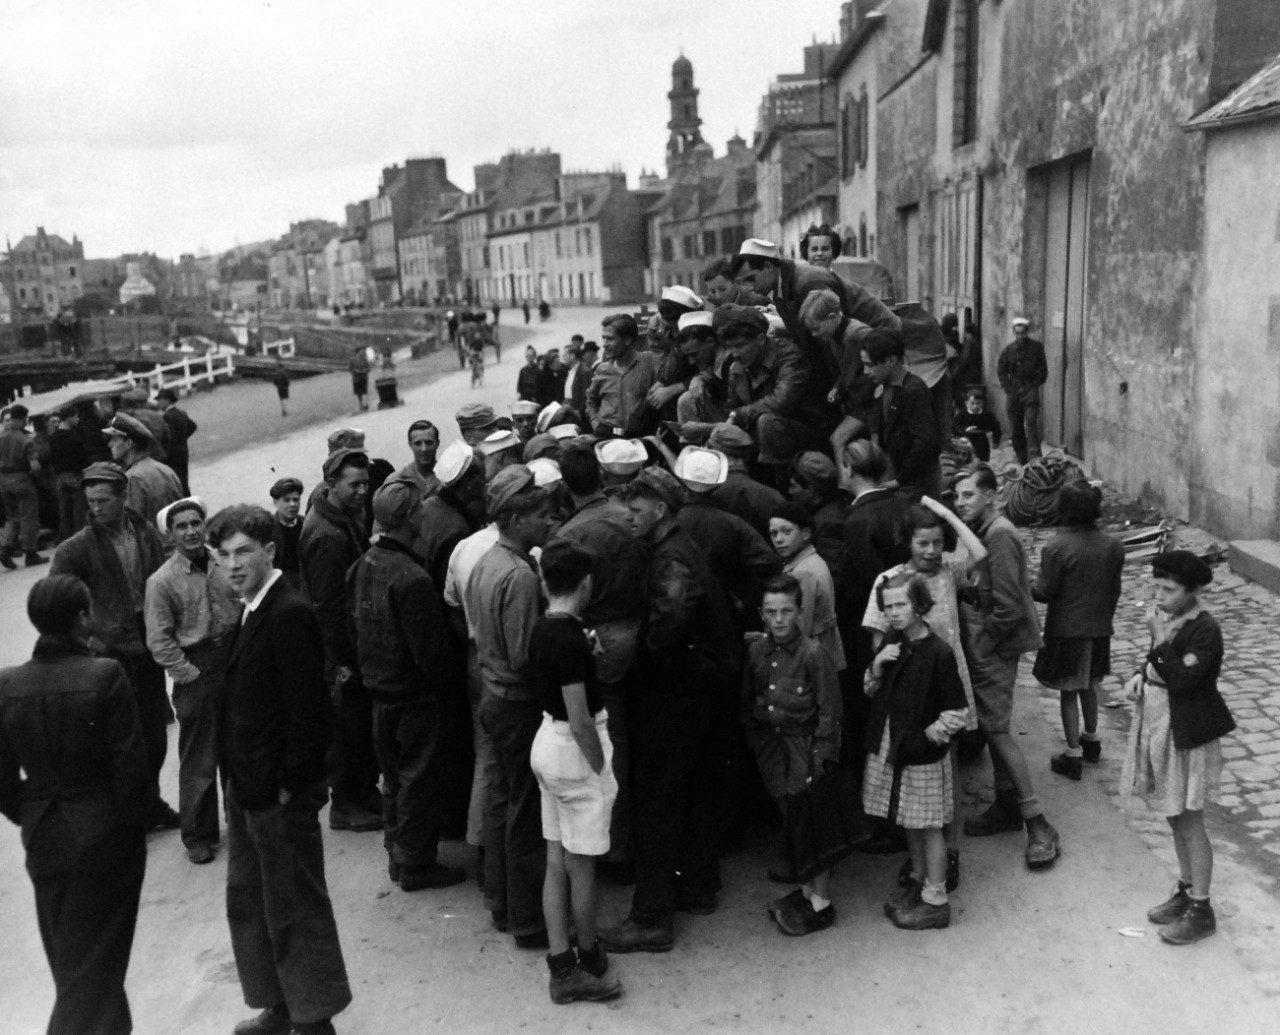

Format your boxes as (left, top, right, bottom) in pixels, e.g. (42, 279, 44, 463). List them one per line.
(1122, 550, 1235, 945)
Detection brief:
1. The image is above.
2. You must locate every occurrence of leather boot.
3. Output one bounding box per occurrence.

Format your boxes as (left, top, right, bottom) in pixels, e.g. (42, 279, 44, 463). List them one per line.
(1024, 813, 1060, 869)
(1147, 880, 1192, 925)
(1158, 897, 1216, 945)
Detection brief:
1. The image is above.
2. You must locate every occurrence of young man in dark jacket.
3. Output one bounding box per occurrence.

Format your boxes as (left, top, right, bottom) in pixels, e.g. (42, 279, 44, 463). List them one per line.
(996, 317, 1048, 464)
(299, 448, 380, 832)
(861, 327, 942, 502)
(209, 504, 351, 1035)
(348, 480, 466, 892)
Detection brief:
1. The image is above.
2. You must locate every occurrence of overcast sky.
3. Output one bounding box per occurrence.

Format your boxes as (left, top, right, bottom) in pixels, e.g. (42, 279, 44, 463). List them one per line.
(1, 0, 845, 260)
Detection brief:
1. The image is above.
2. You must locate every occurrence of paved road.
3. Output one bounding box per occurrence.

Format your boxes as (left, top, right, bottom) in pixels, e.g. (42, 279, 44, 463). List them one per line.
(2, 305, 1278, 1034)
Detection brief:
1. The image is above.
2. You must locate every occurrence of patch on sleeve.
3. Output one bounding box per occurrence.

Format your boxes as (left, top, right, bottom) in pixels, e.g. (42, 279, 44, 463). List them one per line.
(1182, 653, 1198, 668)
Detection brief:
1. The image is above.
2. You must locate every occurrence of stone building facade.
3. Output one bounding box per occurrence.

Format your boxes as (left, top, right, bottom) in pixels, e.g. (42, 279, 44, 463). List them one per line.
(872, 0, 1280, 529)
(6, 228, 84, 317)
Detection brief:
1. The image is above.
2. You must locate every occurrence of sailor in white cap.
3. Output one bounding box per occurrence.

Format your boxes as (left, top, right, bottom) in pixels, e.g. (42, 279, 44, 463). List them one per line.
(479, 428, 524, 479)
(511, 400, 541, 443)
(997, 315, 1047, 464)
(593, 438, 647, 496)
(672, 445, 728, 494)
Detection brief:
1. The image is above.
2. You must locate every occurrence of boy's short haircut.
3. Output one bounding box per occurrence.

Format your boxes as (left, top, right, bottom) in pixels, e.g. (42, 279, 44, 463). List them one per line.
(1056, 481, 1102, 526)
(559, 442, 602, 496)
(875, 569, 935, 614)
(771, 500, 814, 531)
(701, 257, 732, 283)
(861, 327, 906, 364)
(539, 540, 595, 597)
(762, 572, 804, 609)
(842, 438, 888, 482)
(964, 386, 987, 402)
(493, 484, 549, 531)
(206, 504, 276, 549)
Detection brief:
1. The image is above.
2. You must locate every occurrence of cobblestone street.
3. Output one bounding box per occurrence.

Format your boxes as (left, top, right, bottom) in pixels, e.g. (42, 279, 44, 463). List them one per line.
(1007, 515, 1280, 995)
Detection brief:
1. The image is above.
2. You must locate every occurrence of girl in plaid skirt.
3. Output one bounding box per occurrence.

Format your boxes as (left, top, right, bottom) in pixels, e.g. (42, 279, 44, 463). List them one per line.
(863, 572, 970, 930)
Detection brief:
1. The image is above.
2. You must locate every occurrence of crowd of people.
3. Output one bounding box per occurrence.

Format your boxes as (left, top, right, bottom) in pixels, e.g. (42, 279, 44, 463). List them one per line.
(0, 230, 1235, 1034)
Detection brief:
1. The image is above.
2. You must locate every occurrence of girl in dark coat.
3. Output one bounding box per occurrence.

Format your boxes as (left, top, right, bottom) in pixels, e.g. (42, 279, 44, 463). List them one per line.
(1122, 550, 1235, 946)
(862, 571, 969, 931)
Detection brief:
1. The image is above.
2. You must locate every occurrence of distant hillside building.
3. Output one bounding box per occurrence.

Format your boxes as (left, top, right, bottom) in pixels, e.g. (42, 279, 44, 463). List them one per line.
(6, 227, 84, 317)
(118, 261, 156, 305)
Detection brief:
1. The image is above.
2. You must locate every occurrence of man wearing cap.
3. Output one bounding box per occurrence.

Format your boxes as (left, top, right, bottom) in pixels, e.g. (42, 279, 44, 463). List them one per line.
(669, 311, 728, 433)
(731, 237, 897, 340)
(715, 305, 834, 482)
(120, 389, 171, 462)
(704, 422, 786, 541)
(455, 403, 504, 447)
(52, 461, 177, 827)
(997, 317, 1047, 465)
(144, 497, 242, 864)
(0, 404, 48, 568)
(156, 388, 198, 495)
(594, 438, 648, 497)
(789, 451, 852, 579)
(465, 466, 553, 946)
(587, 314, 663, 438)
(511, 400, 540, 444)
(397, 420, 441, 501)
(602, 468, 733, 952)
(417, 440, 487, 593)
(347, 480, 467, 892)
(861, 327, 943, 501)
(300, 448, 381, 832)
(550, 441, 651, 877)
(103, 412, 183, 531)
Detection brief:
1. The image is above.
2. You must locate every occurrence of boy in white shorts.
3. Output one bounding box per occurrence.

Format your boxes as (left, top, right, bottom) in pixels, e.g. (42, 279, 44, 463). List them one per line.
(528, 541, 623, 1005)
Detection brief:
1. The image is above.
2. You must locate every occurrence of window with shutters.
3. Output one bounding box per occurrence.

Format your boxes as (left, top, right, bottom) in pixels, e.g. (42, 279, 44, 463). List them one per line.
(703, 230, 717, 256)
(859, 86, 870, 169)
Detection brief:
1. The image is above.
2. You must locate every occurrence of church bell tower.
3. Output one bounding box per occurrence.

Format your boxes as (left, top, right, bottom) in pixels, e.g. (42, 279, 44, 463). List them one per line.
(666, 55, 705, 177)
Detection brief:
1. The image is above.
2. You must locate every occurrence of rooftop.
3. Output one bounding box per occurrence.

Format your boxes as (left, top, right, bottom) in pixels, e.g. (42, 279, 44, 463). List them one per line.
(1185, 50, 1280, 132)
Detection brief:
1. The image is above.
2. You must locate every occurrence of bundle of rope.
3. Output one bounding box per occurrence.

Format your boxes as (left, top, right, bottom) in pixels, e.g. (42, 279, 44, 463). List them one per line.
(1002, 451, 1089, 527)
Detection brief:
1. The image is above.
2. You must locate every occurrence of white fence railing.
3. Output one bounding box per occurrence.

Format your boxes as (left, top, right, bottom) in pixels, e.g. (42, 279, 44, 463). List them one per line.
(93, 353, 237, 399)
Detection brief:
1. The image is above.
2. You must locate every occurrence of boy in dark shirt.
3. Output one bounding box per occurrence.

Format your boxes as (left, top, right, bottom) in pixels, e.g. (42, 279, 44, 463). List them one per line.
(528, 541, 623, 1005)
(269, 477, 304, 589)
(951, 387, 1003, 463)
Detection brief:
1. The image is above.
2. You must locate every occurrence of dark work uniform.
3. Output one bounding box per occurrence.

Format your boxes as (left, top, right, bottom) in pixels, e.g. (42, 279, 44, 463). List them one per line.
(271, 515, 302, 590)
(48, 427, 89, 540)
(627, 523, 735, 927)
(997, 336, 1048, 464)
(0, 636, 149, 1035)
(161, 405, 197, 494)
(347, 538, 455, 872)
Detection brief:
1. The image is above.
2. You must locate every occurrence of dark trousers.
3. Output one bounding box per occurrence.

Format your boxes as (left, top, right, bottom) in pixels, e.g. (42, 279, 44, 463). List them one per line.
(226, 781, 352, 1026)
(373, 697, 445, 869)
(1007, 390, 1043, 463)
(174, 656, 225, 848)
(54, 472, 86, 541)
(328, 676, 380, 810)
(0, 471, 39, 553)
(117, 628, 174, 817)
(477, 691, 545, 937)
(629, 715, 721, 926)
(29, 827, 146, 1035)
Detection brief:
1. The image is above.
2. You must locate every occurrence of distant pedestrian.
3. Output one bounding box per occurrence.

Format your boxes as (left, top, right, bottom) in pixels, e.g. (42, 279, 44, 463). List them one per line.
(491, 302, 501, 326)
(273, 358, 291, 417)
(517, 347, 540, 402)
(529, 540, 624, 1004)
(1032, 482, 1124, 779)
(208, 504, 352, 1035)
(864, 572, 969, 931)
(349, 348, 371, 413)
(997, 317, 1047, 465)
(523, 301, 531, 325)
(1122, 551, 1235, 946)
(0, 575, 150, 1035)
(470, 342, 486, 388)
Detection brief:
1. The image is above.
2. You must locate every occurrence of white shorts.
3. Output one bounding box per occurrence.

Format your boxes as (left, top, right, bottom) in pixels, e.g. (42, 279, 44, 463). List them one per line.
(530, 710, 617, 857)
